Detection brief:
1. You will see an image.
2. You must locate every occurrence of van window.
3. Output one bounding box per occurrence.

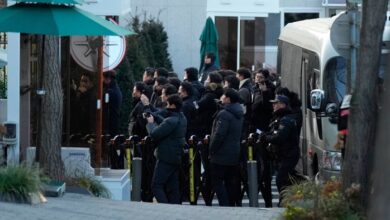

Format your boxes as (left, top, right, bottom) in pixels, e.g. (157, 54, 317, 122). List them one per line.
(325, 57, 346, 105)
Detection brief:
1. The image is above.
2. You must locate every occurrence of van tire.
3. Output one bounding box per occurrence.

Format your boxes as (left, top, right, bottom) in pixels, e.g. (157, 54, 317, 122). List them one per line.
(311, 154, 319, 180)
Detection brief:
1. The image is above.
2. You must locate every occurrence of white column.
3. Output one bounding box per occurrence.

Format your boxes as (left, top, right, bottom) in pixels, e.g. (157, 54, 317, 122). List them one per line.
(6, 33, 20, 165)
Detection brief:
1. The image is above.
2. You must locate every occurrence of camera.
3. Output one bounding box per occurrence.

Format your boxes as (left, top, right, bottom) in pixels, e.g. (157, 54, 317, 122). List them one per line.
(142, 112, 151, 119)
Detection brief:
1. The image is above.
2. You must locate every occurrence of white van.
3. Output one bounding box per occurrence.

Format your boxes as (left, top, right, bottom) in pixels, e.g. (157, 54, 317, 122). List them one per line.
(277, 11, 390, 181)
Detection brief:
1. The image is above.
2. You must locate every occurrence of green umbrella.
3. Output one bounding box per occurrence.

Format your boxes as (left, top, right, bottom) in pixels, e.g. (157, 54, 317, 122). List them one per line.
(199, 17, 220, 71)
(0, 2, 133, 36)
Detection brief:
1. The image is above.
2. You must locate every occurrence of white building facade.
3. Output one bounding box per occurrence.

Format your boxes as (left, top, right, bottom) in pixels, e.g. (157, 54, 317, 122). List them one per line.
(131, 0, 347, 76)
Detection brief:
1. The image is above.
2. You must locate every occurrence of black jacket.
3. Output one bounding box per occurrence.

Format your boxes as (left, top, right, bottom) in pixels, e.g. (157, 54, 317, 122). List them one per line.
(103, 80, 122, 136)
(251, 81, 275, 132)
(209, 103, 244, 165)
(182, 96, 197, 139)
(189, 80, 205, 100)
(194, 84, 223, 137)
(200, 63, 219, 84)
(265, 108, 300, 159)
(128, 99, 147, 138)
(146, 111, 187, 165)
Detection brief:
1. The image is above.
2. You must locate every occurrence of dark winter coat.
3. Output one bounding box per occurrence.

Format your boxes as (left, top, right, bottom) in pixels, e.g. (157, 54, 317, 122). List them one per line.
(265, 108, 300, 159)
(209, 102, 244, 166)
(181, 96, 197, 139)
(200, 63, 219, 84)
(128, 99, 147, 138)
(189, 80, 205, 100)
(144, 79, 154, 100)
(251, 80, 275, 132)
(146, 111, 187, 165)
(103, 80, 122, 136)
(194, 84, 224, 137)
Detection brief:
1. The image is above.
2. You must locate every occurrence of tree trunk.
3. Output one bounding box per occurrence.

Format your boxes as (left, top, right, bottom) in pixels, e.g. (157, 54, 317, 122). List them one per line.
(342, 0, 388, 209)
(38, 35, 65, 181)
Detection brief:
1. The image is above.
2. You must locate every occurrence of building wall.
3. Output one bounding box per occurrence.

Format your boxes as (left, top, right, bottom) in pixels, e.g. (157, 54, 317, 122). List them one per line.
(131, 0, 207, 77)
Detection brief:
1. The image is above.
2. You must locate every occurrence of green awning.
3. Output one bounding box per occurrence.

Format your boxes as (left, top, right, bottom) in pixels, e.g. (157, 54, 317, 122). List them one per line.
(0, 3, 133, 36)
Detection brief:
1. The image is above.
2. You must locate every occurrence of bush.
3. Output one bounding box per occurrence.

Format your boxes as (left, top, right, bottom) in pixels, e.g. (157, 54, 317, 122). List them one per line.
(67, 175, 111, 199)
(281, 179, 363, 220)
(0, 165, 43, 203)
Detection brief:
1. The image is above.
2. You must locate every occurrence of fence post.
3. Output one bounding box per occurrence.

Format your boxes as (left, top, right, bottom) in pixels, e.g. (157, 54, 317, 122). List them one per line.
(247, 160, 259, 207)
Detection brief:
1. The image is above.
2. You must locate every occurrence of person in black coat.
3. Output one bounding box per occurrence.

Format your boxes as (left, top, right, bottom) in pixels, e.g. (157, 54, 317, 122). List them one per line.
(179, 81, 197, 139)
(146, 94, 187, 204)
(209, 88, 244, 206)
(200, 52, 219, 84)
(128, 82, 148, 138)
(193, 72, 224, 138)
(142, 67, 155, 99)
(252, 69, 275, 132)
(103, 70, 122, 136)
(262, 95, 300, 206)
(184, 67, 205, 100)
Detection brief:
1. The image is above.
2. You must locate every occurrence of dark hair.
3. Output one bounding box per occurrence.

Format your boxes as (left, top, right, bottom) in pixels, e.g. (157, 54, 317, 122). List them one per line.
(163, 84, 178, 96)
(205, 52, 216, 63)
(167, 77, 181, 90)
(180, 81, 194, 97)
(224, 88, 241, 103)
(275, 87, 290, 97)
(155, 67, 169, 78)
(156, 76, 168, 86)
(261, 69, 270, 79)
(168, 72, 178, 78)
(237, 68, 251, 79)
(224, 75, 240, 90)
(144, 67, 155, 77)
(167, 94, 183, 110)
(208, 71, 223, 84)
(185, 67, 199, 81)
(218, 69, 236, 80)
(134, 81, 146, 93)
(103, 70, 116, 79)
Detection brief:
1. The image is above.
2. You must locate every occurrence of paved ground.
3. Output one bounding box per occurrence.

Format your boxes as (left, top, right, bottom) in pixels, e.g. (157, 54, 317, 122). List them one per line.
(0, 193, 284, 220)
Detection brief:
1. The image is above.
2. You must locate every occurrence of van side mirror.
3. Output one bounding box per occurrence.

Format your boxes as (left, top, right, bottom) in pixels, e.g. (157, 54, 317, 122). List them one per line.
(310, 89, 325, 111)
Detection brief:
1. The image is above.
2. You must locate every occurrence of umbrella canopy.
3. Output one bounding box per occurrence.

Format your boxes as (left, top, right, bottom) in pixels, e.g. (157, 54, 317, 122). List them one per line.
(199, 17, 220, 71)
(0, 3, 132, 36)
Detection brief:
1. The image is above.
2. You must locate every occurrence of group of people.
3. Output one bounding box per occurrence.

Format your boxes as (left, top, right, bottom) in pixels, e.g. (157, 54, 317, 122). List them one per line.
(129, 53, 303, 207)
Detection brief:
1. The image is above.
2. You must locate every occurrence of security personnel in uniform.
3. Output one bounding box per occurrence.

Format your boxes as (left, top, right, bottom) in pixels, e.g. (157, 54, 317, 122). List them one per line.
(261, 95, 300, 206)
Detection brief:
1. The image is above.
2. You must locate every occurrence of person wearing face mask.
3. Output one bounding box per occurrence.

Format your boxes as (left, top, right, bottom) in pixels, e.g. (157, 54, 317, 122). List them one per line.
(146, 94, 187, 204)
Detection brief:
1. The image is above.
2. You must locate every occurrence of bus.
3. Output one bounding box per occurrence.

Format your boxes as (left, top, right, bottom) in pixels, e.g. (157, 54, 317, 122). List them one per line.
(277, 11, 390, 181)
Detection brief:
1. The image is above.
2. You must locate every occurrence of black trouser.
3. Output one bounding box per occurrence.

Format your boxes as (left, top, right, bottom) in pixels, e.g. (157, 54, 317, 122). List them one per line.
(211, 163, 240, 207)
(152, 160, 181, 204)
(276, 153, 299, 206)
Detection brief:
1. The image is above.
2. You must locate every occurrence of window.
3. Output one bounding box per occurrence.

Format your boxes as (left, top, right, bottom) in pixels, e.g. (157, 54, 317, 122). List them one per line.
(324, 57, 347, 105)
(284, 13, 319, 26)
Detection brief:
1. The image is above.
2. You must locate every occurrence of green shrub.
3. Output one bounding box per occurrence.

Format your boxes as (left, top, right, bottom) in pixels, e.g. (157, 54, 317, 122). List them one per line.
(69, 176, 111, 199)
(281, 179, 363, 220)
(0, 165, 42, 203)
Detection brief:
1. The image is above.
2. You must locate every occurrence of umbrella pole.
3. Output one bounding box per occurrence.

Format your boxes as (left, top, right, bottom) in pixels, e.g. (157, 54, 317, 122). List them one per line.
(95, 36, 103, 175)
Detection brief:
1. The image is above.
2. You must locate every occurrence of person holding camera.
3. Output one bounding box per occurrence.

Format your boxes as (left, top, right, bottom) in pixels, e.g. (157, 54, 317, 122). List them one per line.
(260, 94, 300, 206)
(145, 94, 187, 204)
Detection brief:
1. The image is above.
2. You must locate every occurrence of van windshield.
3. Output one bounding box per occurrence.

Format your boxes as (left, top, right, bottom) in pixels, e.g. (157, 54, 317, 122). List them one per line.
(325, 56, 346, 105)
